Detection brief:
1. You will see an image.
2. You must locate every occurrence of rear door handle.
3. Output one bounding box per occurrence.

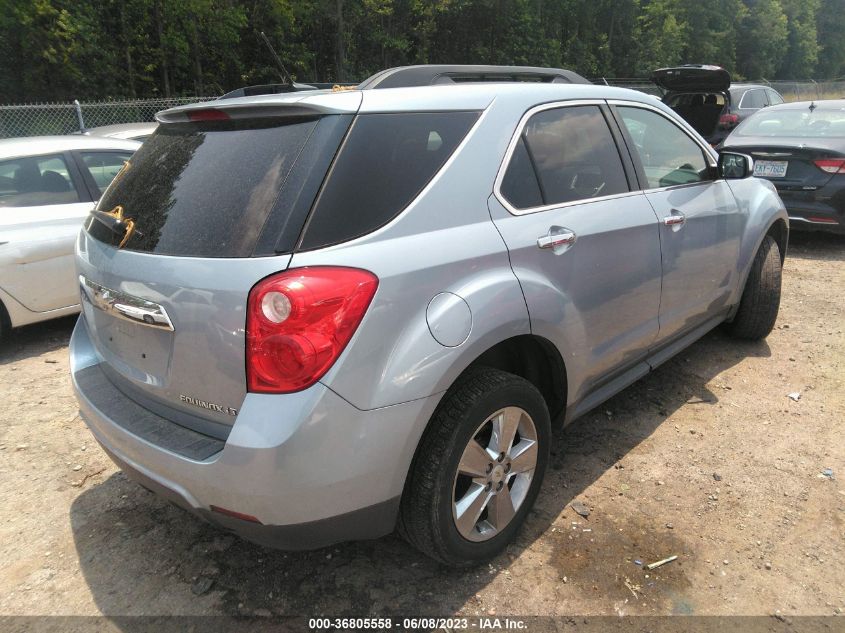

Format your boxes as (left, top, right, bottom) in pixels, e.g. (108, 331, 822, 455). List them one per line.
(663, 212, 686, 227)
(537, 228, 577, 250)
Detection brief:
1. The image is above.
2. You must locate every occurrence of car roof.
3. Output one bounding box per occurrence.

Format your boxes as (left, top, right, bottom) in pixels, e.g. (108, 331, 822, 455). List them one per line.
(729, 84, 775, 92)
(85, 122, 158, 138)
(158, 82, 664, 121)
(0, 135, 141, 160)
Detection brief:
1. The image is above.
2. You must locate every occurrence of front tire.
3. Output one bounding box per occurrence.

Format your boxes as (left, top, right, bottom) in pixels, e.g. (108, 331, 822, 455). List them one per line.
(399, 367, 550, 566)
(727, 235, 782, 340)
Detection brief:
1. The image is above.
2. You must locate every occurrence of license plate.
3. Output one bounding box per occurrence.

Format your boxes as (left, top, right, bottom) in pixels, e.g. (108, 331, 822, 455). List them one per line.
(754, 160, 788, 178)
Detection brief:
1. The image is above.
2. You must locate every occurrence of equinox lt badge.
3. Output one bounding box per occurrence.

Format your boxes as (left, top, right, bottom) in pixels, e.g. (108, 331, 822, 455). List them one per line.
(179, 394, 238, 417)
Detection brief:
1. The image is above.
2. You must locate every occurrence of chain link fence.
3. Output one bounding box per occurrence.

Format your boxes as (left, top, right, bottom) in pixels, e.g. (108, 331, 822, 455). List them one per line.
(0, 97, 214, 139)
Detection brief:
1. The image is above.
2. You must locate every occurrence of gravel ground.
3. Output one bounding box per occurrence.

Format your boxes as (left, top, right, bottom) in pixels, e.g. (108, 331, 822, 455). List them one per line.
(0, 232, 843, 618)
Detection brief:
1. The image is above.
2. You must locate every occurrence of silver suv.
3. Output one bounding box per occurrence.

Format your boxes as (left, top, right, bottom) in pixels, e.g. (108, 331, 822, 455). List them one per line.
(71, 65, 787, 566)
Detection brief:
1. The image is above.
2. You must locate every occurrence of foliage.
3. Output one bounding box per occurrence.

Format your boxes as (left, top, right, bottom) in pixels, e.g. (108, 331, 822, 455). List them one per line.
(1, 0, 843, 102)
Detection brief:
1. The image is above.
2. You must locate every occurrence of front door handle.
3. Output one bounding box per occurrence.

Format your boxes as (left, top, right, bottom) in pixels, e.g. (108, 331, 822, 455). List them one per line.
(663, 211, 686, 227)
(537, 228, 577, 250)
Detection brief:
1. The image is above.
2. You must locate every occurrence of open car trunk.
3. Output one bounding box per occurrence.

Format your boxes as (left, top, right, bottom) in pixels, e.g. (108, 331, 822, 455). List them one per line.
(652, 65, 731, 142)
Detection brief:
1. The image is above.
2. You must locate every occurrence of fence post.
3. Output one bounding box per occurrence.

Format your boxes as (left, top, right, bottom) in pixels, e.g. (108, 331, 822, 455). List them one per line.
(74, 99, 86, 132)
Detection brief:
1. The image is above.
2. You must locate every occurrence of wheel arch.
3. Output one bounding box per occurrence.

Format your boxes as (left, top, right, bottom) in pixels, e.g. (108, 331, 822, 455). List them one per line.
(462, 334, 568, 423)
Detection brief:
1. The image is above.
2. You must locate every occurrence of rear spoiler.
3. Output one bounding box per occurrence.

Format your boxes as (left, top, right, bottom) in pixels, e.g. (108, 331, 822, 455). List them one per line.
(155, 91, 362, 123)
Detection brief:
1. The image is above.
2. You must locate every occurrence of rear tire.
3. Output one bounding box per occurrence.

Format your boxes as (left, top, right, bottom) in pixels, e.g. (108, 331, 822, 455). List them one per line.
(727, 235, 782, 340)
(398, 367, 550, 567)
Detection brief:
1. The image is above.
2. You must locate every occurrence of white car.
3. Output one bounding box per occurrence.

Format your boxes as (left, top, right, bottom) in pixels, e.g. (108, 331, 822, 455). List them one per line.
(83, 122, 158, 142)
(0, 135, 140, 337)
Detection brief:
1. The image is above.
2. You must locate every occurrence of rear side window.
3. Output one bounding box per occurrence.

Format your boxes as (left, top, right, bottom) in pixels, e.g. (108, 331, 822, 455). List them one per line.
(299, 111, 479, 251)
(740, 89, 767, 109)
(0, 154, 80, 207)
(87, 118, 325, 257)
(501, 105, 628, 209)
(500, 137, 543, 209)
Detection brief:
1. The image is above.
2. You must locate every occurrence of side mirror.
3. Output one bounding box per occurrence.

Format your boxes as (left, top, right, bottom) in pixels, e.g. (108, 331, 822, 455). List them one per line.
(718, 152, 754, 179)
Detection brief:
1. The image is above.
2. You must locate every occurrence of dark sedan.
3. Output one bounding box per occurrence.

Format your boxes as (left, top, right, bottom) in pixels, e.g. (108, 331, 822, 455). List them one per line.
(722, 99, 845, 234)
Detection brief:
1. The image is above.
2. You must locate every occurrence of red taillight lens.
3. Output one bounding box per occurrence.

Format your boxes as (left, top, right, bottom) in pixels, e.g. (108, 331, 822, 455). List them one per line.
(813, 159, 845, 174)
(246, 267, 378, 393)
(719, 113, 739, 127)
(187, 108, 230, 122)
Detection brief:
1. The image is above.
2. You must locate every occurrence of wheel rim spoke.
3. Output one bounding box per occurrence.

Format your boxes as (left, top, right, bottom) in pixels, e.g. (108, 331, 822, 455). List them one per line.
(509, 439, 537, 474)
(487, 485, 515, 530)
(458, 439, 494, 478)
(491, 408, 521, 455)
(454, 482, 492, 538)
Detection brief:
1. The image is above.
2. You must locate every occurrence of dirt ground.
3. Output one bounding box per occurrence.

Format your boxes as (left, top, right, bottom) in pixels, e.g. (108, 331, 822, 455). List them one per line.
(0, 232, 843, 619)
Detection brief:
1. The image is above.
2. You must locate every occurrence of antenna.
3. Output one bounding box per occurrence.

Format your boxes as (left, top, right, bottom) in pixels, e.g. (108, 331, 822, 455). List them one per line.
(809, 101, 817, 111)
(259, 31, 293, 86)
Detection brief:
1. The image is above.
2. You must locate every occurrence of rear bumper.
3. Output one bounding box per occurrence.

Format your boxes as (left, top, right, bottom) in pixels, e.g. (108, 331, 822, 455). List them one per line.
(777, 183, 845, 234)
(70, 317, 439, 550)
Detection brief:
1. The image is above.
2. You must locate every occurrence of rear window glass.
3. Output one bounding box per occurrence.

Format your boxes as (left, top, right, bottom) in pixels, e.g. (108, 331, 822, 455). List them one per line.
(86, 118, 320, 257)
(736, 109, 845, 138)
(299, 111, 479, 251)
(0, 154, 80, 207)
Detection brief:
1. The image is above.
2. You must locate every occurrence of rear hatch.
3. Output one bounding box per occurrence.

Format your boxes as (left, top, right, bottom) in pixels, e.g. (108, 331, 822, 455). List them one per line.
(652, 65, 731, 141)
(651, 65, 731, 93)
(76, 95, 359, 438)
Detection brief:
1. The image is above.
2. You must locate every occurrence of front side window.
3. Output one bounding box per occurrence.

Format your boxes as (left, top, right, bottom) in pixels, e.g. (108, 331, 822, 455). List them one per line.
(500, 105, 629, 210)
(0, 154, 80, 207)
(80, 151, 134, 196)
(617, 106, 710, 189)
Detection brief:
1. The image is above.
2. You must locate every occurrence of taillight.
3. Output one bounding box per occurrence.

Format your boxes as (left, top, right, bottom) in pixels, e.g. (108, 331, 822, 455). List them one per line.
(719, 113, 739, 127)
(246, 267, 378, 393)
(813, 159, 845, 174)
(187, 108, 229, 122)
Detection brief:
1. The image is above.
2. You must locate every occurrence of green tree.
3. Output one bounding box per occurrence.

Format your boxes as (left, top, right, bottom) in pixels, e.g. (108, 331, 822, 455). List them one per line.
(778, 0, 820, 78)
(815, 0, 845, 79)
(634, 0, 687, 75)
(736, 0, 788, 79)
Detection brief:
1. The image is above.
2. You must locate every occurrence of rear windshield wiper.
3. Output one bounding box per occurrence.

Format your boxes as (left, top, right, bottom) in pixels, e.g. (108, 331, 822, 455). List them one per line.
(90, 206, 143, 248)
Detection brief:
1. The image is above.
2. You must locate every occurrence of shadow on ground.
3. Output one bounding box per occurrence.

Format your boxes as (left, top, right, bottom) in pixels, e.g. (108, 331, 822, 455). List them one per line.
(69, 325, 769, 618)
(0, 314, 77, 365)
(786, 230, 845, 262)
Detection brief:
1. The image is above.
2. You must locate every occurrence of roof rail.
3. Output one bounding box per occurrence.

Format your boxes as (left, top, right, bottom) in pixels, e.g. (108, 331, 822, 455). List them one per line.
(358, 65, 590, 89)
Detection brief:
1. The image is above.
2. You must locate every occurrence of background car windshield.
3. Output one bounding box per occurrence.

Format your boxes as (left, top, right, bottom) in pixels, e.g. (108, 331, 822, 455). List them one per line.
(736, 109, 845, 137)
(0, 154, 80, 207)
